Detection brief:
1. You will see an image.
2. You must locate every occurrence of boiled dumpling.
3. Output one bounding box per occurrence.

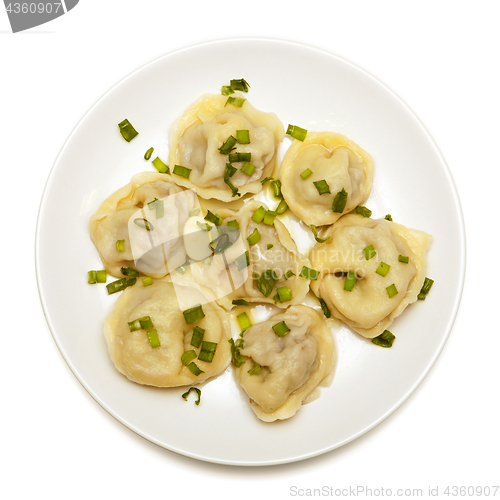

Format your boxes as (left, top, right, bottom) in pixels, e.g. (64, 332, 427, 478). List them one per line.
(169, 93, 285, 201)
(309, 214, 431, 338)
(89, 172, 197, 278)
(279, 132, 373, 226)
(104, 280, 231, 387)
(233, 305, 334, 422)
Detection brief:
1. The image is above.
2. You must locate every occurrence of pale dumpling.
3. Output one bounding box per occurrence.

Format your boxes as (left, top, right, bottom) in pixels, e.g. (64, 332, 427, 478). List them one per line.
(279, 132, 373, 226)
(104, 280, 231, 387)
(89, 172, 197, 278)
(169, 94, 285, 201)
(310, 214, 431, 338)
(233, 305, 335, 422)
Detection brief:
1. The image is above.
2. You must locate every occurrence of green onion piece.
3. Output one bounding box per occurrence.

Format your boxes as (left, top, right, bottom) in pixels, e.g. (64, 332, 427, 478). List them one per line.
(267, 244, 274, 250)
(398, 255, 409, 264)
(227, 220, 239, 229)
(187, 362, 204, 376)
(386, 284, 398, 298)
(152, 157, 169, 174)
(126, 278, 137, 287)
(344, 271, 357, 292)
(235, 339, 244, 349)
(121, 267, 139, 278)
(277, 286, 292, 302)
(118, 119, 139, 142)
(246, 228, 261, 245)
(147, 329, 161, 348)
(225, 163, 237, 177)
(275, 199, 288, 215)
(273, 321, 291, 337)
(221, 85, 234, 96)
(173, 164, 192, 179)
(181, 387, 201, 405)
(147, 198, 164, 219)
(241, 162, 256, 176)
(371, 330, 396, 348)
(198, 341, 218, 363)
(376, 262, 391, 277)
(224, 163, 240, 198)
(196, 221, 212, 232)
(116, 239, 125, 252)
(225, 96, 246, 108)
(144, 147, 154, 160)
(310, 225, 330, 243)
(235, 251, 250, 271)
(332, 188, 348, 213)
(189, 208, 201, 217)
(355, 205, 372, 218)
(271, 179, 283, 198)
(228, 338, 245, 367)
(128, 319, 142, 332)
(210, 232, 233, 255)
(284, 270, 295, 280)
(191, 326, 205, 348)
(142, 277, 153, 286)
(204, 210, 222, 226)
(300, 168, 313, 179)
(263, 211, 277, 226)
(237, 312, 252, 333)
(248, 363, 261, 376)
(313, 179, 331, 195)
(299, 266, 319, 280)
(384, 214, 393, 221)
(236, 130, 250, 144)
(219, 135, 237, 155)
(106, 278, 129, 295)
(230, 78, 250, 92)
(183, 304, 205, 324)
(319, 298, 331, 318)
(181, 350, 197, 365)
(418, 277, 434, 300)
(176, 261, 189, 275)
(229, 152, 251, 163)
(251, 206, 267, 223)
(87, 271, 97, 284)
(260, 176, 273, 185)
(232, 299, 250, 306)
(363, 244, 376, 260)
(138, 316, 154, 329)
(96, 270, 107, 283)
(286, 124, 307, 141)
(256, 269, 278, 297)
(134, 218, 154, 231)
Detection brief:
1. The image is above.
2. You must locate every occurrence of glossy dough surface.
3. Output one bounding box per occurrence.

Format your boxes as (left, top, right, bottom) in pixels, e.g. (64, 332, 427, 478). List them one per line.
(310, 214, 431, 338)
(279, 132, 373, 226)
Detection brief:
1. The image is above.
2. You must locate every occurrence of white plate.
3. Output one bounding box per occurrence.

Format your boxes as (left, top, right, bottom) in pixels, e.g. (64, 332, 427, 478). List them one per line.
(36, 38, 465, 466)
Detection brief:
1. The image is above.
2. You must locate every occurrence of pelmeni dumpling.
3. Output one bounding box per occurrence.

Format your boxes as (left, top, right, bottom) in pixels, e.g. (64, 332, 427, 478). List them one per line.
(279, 132, 373, 226)
(233, 305, 334, 422)
(89, 172, 197, 278)
(310, 214, 431, 338)
(169, 94, 285, 201)
(104, 280, 231, 387)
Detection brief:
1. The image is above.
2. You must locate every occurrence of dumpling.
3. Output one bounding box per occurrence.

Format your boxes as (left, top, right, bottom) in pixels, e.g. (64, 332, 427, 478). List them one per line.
(309, 214, 431, 338)
(279, 132, 373, 226)
(104, 280, 231, 387)
(233, 305, 335, 422)
(89, 171, 198, 278)
(169, 93, 285, 201)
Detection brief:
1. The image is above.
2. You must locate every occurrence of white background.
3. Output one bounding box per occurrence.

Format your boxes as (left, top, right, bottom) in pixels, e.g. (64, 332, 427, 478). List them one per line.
(1, 1, 499, 498)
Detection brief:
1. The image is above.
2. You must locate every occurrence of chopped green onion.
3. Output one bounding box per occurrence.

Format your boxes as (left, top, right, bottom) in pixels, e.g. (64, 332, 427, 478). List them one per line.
(232, 299, 250, 306)
(248, 363, 261, 376)
(134, 218, 154, 231)
(225, 163, 237, 178)
(147, 329, 161, 348)
(219, 136, 237, 155)
(344, 271, 357, 292)
(267, 244, 274, 250)
(418, 277, 434, 300)
(251, 206, 267, 223)
(210, 232, 232, 255)
(260, 176, 273, 185)
(398, 255, 409, 264)
(173, 164, 192, 179)
(355, 205, 372, 218)
(95, 270, 106, 283)
(191, 326, 205, 348)
(319, 298, 331, 318)
(236, 130, 250, 144)
(230, 78, 250, 92)
(313, 179, 331, 195)
(271, 179, 283, 198)
(116, 239, 125, 252)
(286, 124, 307, 141)
(198, 341, 218, 363)
(310, 225, 330, 243)
(121, 267, 139, 278)
(300, 168, 313, 179)
(106, 278, 129, 294)
(277, 286, 292, 302)
(275, 199, 288, 215)
(237, 312, 252, 333)
(147, 198, 164, 219)
(152, 157, 169, 174)
(183, 304, 205, 324)
(87, 270, 97, 284)
(246, 228, 261, 245)
(139, 316, 154, 329)
(256, 269, 278, 297)
(204, 210, 222, 226)
(299, 266, 319, 280)
(332, 188, 348, 213)
(142, 277, 153, 286)
(187, 362, 204, 376)
(229, 152, 251, 163)
(126, 278, 137, 287)
(371, 330, 395, 348)
(189, 208, 201, 217)
(386, 284, 398, 298)
(273, 321, 291, 337)
(227, 220, 239, 229)
(241, 162, 256, 176)
(284, 270, 295, 280)
(376, 262, 391, 277)
(363, 244, 376, 260)
(181, 387, 201, 405)
(263, 211, 276, 226)
(225, 96, 246, 108)
(235, 339, 244, 349)
(144, 147, 154, 160)
(384, 214, 393, 221)
(221, 85, 234, 96)
(118, 119, 139, 142)
(196, 221, 212, 232)
(229, 338, 245, 367)
(223, 167, 240, 197)
(128, 319, 142, 332)
(235, 251, 250, 271)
